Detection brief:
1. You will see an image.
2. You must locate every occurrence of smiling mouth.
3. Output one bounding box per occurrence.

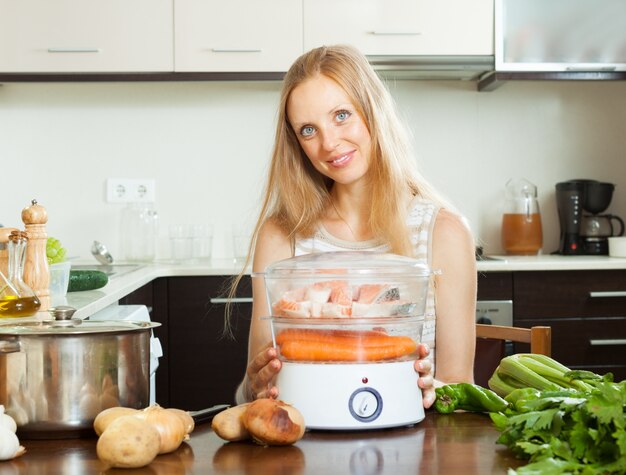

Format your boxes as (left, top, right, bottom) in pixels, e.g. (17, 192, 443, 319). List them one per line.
(329, 152, 352, 166)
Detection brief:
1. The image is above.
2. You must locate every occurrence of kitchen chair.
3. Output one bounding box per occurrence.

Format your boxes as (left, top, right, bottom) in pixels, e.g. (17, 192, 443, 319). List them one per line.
(473, 324, 552, 387)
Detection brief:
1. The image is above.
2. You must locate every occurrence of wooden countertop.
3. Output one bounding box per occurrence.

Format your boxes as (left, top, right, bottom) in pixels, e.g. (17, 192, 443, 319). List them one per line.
(4, 412, 524, 474)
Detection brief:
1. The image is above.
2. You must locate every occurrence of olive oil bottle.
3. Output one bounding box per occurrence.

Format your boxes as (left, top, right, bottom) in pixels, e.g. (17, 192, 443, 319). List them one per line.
(0, 231, 41, 318)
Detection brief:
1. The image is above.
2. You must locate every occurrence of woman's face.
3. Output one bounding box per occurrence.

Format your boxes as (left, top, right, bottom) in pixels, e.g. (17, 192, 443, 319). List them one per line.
(286, 74, 371, 187)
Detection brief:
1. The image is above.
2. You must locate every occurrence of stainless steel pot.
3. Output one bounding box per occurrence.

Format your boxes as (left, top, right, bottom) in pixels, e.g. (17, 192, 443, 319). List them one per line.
(0, 310, 160, 439)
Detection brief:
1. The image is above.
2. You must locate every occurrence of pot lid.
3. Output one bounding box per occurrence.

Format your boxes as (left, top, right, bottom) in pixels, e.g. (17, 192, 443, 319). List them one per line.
(260, 251, 431, 278)
(0, 319, 160, 336)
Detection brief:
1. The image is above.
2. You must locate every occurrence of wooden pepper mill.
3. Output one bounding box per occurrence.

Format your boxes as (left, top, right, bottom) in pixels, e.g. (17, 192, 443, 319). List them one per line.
(21, 199, 50, 312)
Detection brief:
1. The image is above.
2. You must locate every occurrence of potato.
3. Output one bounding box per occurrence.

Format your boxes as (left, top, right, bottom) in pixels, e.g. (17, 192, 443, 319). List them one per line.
(242, 399, 305, 446)
(211, 403, 251, 442)
(97, 415, 160, 468)
(93, 406, 140, 436)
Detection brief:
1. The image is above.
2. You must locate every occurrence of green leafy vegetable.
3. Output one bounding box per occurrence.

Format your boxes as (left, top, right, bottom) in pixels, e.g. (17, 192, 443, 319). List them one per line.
(46, 237, 67, 264)
(492, 379, 626, 474)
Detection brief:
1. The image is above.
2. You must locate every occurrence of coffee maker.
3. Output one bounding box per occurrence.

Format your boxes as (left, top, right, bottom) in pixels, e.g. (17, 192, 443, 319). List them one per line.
(555, 180, 624, 255)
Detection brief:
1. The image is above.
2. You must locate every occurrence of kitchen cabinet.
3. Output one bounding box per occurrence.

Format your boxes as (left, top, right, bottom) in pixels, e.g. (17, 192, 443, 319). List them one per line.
(514, 270, 626, 381)
(174, 0, 302, 72)
(0, 0, 173, 73)
(304, 0, 494, 56)
(166, 276, 252, 410)
(477, 270, 626, 381)
(122, 275, 252, 410)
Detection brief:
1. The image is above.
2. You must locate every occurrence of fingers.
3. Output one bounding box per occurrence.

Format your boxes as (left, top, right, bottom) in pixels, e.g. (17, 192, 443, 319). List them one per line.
(421, 387, 436, 409)
(246, 346, 282, 399)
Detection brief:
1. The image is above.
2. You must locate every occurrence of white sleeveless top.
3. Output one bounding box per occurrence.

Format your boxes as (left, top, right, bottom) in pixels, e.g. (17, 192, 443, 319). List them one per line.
(293, 196, 440, 366)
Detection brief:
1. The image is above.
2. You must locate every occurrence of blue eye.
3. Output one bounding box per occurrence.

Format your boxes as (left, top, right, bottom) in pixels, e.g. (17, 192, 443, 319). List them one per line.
(336, 110, 351, 121)
(301, 125, 315, 137)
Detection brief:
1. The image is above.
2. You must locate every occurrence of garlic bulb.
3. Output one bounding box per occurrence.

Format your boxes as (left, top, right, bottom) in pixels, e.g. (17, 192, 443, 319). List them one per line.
(0, 405, 17, 433)
(0, 426, 25, 460)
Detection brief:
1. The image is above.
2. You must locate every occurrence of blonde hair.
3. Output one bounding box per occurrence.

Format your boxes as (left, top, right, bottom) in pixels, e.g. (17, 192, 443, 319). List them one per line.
(226, 45, 454, 328)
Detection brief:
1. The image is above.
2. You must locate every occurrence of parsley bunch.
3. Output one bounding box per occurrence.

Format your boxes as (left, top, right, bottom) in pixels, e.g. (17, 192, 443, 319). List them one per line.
(491, 378, 626, 474)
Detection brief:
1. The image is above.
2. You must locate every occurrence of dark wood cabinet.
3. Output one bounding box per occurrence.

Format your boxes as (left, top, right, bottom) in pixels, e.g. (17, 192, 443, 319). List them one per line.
(514, 270, 626, 381)
(120, 275, 252, 410)
(166, 276, 252, 411)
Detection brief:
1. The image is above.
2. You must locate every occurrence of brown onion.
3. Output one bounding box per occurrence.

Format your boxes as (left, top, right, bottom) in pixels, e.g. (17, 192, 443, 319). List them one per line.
(242, 399, 305, 446)
(136, 404, 187, 454)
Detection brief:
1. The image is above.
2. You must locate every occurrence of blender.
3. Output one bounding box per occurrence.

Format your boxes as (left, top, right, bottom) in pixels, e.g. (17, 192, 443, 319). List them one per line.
(258, 251, 431, 430)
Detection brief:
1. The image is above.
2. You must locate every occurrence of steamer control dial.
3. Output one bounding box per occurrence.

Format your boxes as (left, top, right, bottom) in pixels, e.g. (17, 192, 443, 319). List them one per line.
(349, 387, 383, 422)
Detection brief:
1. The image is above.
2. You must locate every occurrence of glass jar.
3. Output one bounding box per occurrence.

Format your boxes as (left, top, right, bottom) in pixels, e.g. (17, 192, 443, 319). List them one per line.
(501, 178, 543, 255)
(0, 231, 41, 318)
(121, 204, 159, 262)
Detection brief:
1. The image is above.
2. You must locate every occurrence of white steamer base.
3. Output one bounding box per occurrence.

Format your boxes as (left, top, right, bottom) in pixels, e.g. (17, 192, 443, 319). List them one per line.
(277, 360, 424, 430)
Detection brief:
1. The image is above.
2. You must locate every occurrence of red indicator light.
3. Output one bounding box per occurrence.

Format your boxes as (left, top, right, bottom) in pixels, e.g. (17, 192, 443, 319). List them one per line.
(362, 377, 368, 384)
(571, 243, 577, 250)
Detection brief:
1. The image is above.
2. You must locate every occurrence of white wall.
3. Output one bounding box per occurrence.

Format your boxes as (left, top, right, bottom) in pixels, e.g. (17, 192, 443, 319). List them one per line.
(2, 79, 626, 261)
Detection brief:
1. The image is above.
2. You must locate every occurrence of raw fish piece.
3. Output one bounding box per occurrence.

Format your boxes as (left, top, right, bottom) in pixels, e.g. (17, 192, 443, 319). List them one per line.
(357, 284, 400, 303)
(328, 281, 353, 306)
(273, 298, 310, 318)
(305, 283, 332, 303)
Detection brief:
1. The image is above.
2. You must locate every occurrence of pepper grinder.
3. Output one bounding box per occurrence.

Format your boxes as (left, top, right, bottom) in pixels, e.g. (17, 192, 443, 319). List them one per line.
(21, 199, 50, 312)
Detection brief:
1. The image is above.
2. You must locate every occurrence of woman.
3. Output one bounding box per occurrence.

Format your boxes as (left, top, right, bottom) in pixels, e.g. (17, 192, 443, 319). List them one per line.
(233, 44, 476, 409)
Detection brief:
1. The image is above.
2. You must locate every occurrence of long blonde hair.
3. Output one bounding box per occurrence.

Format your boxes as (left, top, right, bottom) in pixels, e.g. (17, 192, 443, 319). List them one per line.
(226, 45, 453, 327)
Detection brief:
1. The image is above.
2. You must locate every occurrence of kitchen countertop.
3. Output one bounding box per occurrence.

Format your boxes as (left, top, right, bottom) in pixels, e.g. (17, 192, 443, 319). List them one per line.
(15, 254, 626, 321)
(3, 412, 524, 474)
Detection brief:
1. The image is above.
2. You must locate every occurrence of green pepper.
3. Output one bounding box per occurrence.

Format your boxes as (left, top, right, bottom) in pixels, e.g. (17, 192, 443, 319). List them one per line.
(434, 383, 509, 414)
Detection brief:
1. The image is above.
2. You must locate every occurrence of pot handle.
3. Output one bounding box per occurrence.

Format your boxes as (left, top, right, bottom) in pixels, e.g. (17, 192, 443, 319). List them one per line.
(0, 337, 22, 354)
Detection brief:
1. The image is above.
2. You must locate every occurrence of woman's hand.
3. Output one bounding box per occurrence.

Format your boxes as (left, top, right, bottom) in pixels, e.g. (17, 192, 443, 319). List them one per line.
(244, 345, 282, 400)
(414, 343, 435, 409)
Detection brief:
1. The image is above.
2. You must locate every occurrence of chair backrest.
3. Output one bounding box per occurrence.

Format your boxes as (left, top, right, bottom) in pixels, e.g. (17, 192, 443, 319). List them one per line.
(473, 324, 552, 387)
(476, 324, 551, 356)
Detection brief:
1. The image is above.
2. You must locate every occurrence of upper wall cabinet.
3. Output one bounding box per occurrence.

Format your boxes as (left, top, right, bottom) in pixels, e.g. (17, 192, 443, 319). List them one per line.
(304, 0, 494, 56)
(0, 0, 173, 72)
(174, 0, 303, 72)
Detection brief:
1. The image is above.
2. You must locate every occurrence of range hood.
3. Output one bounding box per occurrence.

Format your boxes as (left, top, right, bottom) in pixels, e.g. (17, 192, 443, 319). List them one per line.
(368, 55, 495, 81)
(479, 0, 626, 90)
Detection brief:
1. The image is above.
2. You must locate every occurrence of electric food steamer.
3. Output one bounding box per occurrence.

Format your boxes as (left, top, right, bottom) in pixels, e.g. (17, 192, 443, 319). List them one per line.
(258, 251, 431, 430)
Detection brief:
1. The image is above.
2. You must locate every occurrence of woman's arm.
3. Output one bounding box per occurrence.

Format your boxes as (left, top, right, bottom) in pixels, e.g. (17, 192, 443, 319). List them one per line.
(235, 219, 293, 403)
(430, 209, 477, 384)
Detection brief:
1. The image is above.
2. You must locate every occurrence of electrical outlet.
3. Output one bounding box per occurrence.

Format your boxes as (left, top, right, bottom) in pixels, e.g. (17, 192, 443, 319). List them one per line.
(106, 178, 156, 203)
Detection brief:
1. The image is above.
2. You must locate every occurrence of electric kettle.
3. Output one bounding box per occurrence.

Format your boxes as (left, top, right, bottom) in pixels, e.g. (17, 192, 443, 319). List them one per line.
(501, 178, 543, 255)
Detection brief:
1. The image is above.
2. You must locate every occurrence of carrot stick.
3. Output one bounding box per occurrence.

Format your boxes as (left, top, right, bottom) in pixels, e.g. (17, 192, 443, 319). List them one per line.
(277, 335, 418, 362)
(275, 328, 391, 347)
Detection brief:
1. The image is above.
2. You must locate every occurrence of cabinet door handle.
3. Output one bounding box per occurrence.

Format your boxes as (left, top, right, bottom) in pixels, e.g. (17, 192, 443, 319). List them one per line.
(589, 291, 626, 298)
(589, 339, 626, 346)
(369, 31, 422, 36)
(210, 297, 253, 304)
(47, 48, 101, 53)
(210, 48, 262, 53)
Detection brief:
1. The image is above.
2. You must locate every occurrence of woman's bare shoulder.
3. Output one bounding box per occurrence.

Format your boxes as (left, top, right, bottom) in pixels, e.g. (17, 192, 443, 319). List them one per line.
(432, 209, 476, 263)
(253, 218, 293, 272)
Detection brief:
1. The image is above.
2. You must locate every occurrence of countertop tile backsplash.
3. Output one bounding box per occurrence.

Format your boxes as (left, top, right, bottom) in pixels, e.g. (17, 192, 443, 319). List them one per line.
(2, 79, 626, 261)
